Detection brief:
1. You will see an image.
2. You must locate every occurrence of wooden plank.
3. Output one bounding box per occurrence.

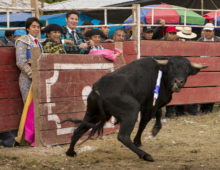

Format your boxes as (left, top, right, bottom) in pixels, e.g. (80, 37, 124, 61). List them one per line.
(37, 54, 124, 71)
(40, 112, 85, 131)
(169, 87, 220, 105)
(32, 47, 42, 146)
(0, 99, 23, 116)
(0, 81, 21, 99)
(101, 43, 115, 50)
(123, 41, 137, 55)
(39, 70, 111, 84)
(0, 47, 16, 65)
(0, 114, 20, 132)
(39, 96, 84, 103)
(39, 100, 86, 116)
(0, 70, 19, 82)
(40, 125, 119, 146)
(185, 72, 220, 87)
(141, 40, 220, 57)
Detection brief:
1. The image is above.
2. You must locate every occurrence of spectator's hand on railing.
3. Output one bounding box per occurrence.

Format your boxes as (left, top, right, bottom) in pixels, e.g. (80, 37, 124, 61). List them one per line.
(64, 39, 74, 46)
(79, 43, 88, 49)
(87, 40, 95, 47)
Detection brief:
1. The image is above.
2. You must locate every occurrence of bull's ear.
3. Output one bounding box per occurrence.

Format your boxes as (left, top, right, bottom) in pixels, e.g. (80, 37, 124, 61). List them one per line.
(189, 62, 208, 75)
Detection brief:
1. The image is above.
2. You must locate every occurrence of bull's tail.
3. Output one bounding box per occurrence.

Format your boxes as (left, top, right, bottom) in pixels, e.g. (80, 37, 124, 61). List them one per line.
(83, 90, 107, 141)
(59, 118, 82, 124)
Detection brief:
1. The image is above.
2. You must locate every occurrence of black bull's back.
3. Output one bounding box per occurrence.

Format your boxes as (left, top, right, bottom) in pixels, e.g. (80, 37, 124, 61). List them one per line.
(66, 56, 207, 162)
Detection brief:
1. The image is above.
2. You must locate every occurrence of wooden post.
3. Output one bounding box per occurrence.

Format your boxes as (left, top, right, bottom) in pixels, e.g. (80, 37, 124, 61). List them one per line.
(31, 0, 40, 19)
(201, 0, 204, 15)
(31, 47, 42, 146)
(131, 4, 140, 59)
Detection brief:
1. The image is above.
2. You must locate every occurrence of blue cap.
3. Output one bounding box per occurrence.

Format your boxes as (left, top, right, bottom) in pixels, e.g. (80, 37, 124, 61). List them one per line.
(14, 30, 26, 36)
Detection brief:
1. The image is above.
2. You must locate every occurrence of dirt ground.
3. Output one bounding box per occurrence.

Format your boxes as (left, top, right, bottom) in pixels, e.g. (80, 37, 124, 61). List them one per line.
(1, 107, 220, 170)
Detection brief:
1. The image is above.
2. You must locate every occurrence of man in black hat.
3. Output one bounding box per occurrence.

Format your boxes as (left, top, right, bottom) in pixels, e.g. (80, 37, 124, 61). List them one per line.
(142, 26, 154, 40)
(0, 30, 15, 46)
(142, 19, 166, 40)
(42, 24, 66, 54)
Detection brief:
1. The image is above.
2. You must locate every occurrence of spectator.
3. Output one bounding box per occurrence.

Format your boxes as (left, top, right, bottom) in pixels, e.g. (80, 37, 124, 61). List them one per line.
(113, 28, 125, 42)
(142, 26, 154, 40)
(198, 23, 220, 114)
(177, 26, 197, 41)
(61, 10, 88, 54)
(161, 26, 179, 41)
(81, 21, 94, 38)
(85, 29, 122, 62)
(153, 19, 166, 39)
(42, 24, 66, 54)
(98, 21, 114, 42)
(0, 30, 15, 46)
(14, 30, 27, 40)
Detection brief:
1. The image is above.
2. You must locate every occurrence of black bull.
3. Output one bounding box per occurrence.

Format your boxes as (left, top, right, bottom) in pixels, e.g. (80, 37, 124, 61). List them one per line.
(66, 56, 207, 161)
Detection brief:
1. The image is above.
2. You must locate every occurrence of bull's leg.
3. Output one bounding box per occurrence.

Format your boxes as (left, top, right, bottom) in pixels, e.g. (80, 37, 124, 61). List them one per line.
(133, 111, 151, 147)
(152, 108, 162, 137)
(117, 110, 154, 162)
(66, 112, 98, 157)
(66, 123, 91, 157)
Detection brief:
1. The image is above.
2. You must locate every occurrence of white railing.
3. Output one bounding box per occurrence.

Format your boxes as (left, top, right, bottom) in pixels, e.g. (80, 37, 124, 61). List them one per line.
(1, 4, 220, 59)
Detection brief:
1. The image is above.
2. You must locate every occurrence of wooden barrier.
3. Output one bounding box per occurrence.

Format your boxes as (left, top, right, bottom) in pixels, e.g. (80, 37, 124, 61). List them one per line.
(140, 40, 220, 105)
(31, 47, 125, 146)
(1, 40, 220, 145)
(0, 47, 23, 132)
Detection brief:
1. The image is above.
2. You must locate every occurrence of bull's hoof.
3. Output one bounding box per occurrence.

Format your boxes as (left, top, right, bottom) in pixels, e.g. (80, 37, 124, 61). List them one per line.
(66, 150, 77, 157)
(143, 154, 154, 162)
(133, 140, 142, 147)
(151, 126, 161, 137)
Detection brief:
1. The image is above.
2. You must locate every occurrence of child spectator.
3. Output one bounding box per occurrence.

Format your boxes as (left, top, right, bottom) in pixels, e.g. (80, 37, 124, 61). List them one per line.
(85, 29, 122, 62)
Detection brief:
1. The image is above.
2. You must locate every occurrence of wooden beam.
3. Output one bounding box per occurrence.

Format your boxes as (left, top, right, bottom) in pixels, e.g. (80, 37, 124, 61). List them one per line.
(31, 0, 39, 19)
(31, 47, 42, 146)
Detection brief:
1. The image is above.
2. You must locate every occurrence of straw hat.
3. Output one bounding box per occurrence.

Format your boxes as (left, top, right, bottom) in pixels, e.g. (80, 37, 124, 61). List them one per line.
(177, 26, 197, 39)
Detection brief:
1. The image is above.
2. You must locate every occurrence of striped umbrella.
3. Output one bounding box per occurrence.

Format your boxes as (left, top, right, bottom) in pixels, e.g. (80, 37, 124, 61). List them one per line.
(203, 9, 220, 26)
(124, 3, 205, 30)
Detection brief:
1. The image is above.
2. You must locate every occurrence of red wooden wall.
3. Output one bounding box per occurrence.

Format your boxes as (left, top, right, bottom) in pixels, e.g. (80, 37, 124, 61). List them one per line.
(0, 47, 23, 132)
(140, 40, 220, 105)
(32, 49, 125, 146)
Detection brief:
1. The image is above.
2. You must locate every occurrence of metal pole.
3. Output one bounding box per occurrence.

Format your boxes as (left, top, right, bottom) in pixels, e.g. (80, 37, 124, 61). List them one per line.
(214, 10, 217, 27)
(6, 10, 10, 28)
(104, 8, 107, 25)
(151, 8, 154, 26)
(201, 0, 204, 15)
(184, 9, 187, 26)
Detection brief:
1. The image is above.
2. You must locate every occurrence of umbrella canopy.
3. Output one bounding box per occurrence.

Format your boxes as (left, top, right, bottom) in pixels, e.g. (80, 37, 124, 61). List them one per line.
(203, 9, 220, 23)
(124, 3, 205, 30)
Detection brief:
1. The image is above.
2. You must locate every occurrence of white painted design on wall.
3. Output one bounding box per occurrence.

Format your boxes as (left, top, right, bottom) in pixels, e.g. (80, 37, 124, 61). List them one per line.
(45, 63, 115, 135)
(82, 86, 92, 105)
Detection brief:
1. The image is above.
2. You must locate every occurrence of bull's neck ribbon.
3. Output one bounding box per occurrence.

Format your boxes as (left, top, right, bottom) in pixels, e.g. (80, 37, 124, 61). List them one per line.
(153, 70, 162, 106)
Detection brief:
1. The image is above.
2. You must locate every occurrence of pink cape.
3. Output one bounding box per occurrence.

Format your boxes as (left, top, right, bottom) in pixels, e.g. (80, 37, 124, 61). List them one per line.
(24, 100, 35, 146)
(89, 48, 122, 62)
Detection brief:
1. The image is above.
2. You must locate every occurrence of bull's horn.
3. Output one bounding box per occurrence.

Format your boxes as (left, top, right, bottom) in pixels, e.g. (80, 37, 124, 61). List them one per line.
(155, 60, 168, 65)
(191, 62, 208, 69)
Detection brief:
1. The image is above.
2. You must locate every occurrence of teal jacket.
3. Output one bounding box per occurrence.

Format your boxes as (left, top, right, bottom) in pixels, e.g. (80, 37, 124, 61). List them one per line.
(61, 26, 89, 54)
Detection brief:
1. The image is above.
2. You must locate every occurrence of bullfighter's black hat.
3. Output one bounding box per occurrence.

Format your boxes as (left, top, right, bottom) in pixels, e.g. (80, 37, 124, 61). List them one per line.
(84, 29, 105, 38)
(42, 24, 63, 34)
